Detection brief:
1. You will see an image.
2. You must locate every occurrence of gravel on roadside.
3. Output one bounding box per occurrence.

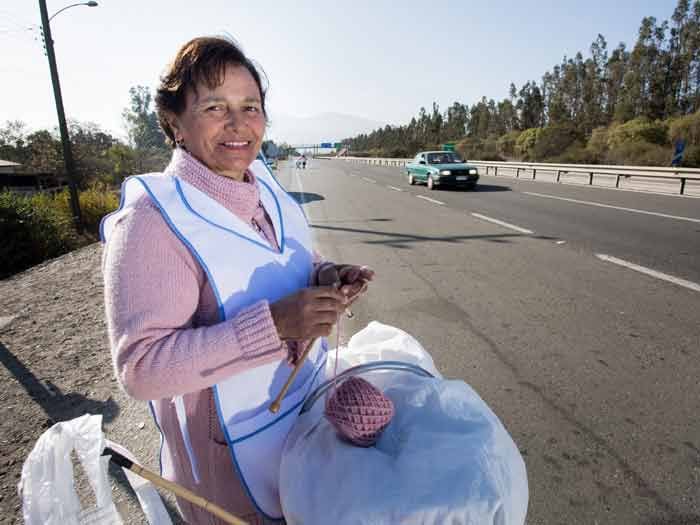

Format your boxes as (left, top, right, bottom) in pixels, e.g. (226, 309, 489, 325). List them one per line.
(0, 243, 185, 524)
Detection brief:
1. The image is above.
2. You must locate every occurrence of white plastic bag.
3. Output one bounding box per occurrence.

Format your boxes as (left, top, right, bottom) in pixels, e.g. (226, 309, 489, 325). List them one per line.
(19, 413, 172, 525)
(280, 322, 529, 525)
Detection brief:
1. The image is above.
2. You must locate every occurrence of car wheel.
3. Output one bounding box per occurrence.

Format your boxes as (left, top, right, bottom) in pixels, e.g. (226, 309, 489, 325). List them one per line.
(427, 176, 435, 190)
(408, 173, 415, 185)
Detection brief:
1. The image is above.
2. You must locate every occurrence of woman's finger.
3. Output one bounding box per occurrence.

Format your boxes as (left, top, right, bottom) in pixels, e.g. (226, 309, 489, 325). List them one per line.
(313, 298, 347, 313)
(309, 286, 347, 303)
(359, 267, 375, 280)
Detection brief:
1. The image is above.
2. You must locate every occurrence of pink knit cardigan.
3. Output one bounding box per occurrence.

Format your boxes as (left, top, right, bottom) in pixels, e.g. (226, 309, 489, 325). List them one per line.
(103, 149, 321, 524)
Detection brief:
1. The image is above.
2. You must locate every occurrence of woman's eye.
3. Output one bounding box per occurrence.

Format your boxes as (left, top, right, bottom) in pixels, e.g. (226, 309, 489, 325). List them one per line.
(206, 105, 223, 112)
(245, 106, 260, 113)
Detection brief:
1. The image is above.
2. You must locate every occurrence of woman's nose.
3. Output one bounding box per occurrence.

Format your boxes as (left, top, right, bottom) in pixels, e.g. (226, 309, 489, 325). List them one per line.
(224, 109, 241, 129)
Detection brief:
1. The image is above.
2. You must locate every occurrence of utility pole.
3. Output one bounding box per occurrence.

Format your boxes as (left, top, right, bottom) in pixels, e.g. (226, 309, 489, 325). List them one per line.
(38, 0, 84, 233)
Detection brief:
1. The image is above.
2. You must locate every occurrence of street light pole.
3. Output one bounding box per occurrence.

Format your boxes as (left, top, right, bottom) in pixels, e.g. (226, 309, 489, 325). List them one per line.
(38, 0, 84, 233)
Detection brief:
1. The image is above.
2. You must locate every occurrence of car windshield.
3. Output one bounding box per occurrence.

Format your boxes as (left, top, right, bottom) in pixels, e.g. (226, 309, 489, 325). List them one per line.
(427, 152, 462, 164)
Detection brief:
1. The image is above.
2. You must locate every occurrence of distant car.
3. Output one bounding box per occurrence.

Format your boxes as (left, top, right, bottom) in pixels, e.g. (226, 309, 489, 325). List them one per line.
(405, 151, 479, 190)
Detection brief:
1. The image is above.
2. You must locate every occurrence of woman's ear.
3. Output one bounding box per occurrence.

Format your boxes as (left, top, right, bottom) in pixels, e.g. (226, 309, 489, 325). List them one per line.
(165, 112, 183, 143)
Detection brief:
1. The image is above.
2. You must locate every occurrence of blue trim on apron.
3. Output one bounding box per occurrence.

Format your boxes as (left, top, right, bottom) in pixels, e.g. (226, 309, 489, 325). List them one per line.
(212, 384, 282, 522)
(257, 152, 309, 225)
(173, 176, 286, 254)
(133, 176, 228, 322)
(212, 351, 327, 520)
(147, 401, 165, 475)
(99, 178, 127, 243)
(230, 353, 327, 444)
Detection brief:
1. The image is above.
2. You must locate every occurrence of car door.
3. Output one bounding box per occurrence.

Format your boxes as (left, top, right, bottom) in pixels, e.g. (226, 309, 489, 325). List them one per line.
(416, 154, 428, 181)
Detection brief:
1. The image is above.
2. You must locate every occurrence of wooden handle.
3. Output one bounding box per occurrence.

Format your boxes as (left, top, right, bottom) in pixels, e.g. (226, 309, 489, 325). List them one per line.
(104, 448, 248, 525)
(269, 337, 318, 413)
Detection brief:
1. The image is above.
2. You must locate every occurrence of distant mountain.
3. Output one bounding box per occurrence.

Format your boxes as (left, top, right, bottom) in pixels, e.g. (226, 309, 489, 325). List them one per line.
(266, 112, 386, 146)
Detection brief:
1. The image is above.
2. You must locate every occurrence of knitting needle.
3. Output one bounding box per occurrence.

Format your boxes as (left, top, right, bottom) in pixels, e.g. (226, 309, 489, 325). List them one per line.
(102, 447, 249, 525)
(269, 297, 355, 413)
(269, 337, 319, 413)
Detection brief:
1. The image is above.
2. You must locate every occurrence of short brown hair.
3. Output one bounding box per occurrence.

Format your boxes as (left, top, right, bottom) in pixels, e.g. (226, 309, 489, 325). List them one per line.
(155, 36, 268, 146)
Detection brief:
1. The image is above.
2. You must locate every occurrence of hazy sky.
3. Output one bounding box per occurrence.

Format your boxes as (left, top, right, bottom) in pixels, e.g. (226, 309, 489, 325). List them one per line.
(1, 1, 679, 143)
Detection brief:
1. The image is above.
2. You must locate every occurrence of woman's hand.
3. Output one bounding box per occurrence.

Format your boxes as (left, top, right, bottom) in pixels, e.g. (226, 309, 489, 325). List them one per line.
(317, 263, 375, 305)
(269, 286, 348, 341)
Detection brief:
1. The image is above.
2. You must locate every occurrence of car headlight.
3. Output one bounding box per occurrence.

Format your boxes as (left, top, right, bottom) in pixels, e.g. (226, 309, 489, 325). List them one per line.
(439, 170, 451, 176)
(469, 169, 477, 175)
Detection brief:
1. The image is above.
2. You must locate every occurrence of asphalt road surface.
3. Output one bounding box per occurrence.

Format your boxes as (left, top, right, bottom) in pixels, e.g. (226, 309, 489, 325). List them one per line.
(276, 159, 700, 525)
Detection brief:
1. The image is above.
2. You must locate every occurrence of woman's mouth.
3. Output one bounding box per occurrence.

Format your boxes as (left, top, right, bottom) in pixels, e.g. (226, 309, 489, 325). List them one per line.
(220, 140, 251, 150)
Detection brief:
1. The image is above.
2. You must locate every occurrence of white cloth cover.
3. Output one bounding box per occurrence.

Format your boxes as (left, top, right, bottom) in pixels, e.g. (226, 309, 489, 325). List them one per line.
(280, 322, 529, 525)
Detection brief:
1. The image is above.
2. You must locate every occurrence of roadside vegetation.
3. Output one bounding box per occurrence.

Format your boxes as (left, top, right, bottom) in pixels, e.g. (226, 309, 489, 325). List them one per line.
(344, 0, 700, 168)
(0, 85, 287, 278)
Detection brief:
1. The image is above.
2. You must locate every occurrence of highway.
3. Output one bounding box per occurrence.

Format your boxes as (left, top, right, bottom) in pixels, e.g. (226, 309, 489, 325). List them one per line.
(276, 159, 700, 525)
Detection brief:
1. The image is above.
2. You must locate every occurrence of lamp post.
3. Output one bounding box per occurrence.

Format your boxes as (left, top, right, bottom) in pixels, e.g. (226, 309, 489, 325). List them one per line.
(38, 0, 98, 233)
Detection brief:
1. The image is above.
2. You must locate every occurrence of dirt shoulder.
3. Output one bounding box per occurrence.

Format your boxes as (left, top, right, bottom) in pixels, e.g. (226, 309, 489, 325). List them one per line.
(0, 243, 184, 524)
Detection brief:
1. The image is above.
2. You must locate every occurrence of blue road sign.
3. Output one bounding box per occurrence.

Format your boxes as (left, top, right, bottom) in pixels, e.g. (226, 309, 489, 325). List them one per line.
(672, 139, 686, 166)
(320, 142, 332, 148)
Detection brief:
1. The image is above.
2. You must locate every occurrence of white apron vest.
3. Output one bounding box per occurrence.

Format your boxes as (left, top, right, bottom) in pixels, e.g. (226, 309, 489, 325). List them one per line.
(101, 155, 327, 520)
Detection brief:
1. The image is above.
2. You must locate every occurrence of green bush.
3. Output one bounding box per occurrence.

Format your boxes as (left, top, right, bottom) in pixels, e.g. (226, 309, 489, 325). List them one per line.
(455, 137, 504, 161)
(586, 127, 610, 163)
(549, 141, 594, 164)
(515, 128, 542, 161)
(606, 140, 670, 166)
(607, 118, 669, 149)
(532, 123, 582, 161)
(0, 185, 119, 278)
(679, 144, 700, 167)
(0, 191, 76, 278)
(668, 111, 700, 166)
(497, 130, 521, 159)
(455, 138, 481, 161)
(54, 184, 120, 236)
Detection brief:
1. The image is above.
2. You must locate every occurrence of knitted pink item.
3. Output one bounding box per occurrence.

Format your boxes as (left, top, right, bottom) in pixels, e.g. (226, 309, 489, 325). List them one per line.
(324, 377, 395, 447)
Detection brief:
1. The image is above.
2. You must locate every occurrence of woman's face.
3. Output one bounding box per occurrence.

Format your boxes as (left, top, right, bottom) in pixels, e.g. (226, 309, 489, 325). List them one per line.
(170, 64, 265, 180)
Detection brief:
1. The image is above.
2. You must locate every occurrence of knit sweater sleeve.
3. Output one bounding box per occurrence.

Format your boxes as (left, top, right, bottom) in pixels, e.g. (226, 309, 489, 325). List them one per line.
(103, 200, 287, 401)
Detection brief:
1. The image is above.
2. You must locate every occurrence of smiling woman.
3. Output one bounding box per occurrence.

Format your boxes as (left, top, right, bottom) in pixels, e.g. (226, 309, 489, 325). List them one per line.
(155, 38, 268, 181)
(100, 36, 374, 525)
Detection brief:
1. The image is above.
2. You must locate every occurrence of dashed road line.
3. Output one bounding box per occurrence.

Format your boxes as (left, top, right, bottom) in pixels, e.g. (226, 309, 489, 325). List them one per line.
(595, 254, 700, 293)
(471, 213, 534, 234)
(524, 191, 700, 224)
(362, 177, 377, 184)
(416, 195, 445, 205)
(388, 186, 404, 192)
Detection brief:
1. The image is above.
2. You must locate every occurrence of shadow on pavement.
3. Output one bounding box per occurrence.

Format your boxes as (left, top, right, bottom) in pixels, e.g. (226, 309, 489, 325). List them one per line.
(472, 184, 511, 192)
(0, 341, 119, 425)
(311, 224, 527, 249)
(0, 341, 183, 522)
(644, 515, 700, 525)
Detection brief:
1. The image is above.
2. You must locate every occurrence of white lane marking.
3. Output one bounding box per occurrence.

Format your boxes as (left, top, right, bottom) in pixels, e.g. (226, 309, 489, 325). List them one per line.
(362, 177, 377, 184)
(524, 191, 700, 224)
(471, 213, 534, 234)
(416, 195, 445, 205)
(388, 186, 404, 192)
(596, 254, 700, 293)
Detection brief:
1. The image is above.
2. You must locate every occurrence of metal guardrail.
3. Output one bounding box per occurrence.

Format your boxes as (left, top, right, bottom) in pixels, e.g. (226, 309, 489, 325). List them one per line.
(467, 160, 700, 196)
(330, 157, 700, 196)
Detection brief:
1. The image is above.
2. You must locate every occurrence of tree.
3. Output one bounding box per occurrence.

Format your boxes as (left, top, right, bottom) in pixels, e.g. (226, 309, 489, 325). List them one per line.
(122, 86, 167, 150)
(122, 86, 170, 172)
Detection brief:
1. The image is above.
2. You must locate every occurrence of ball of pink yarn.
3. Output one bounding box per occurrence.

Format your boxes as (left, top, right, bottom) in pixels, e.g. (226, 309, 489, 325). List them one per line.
(324, 376, 395, 447)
